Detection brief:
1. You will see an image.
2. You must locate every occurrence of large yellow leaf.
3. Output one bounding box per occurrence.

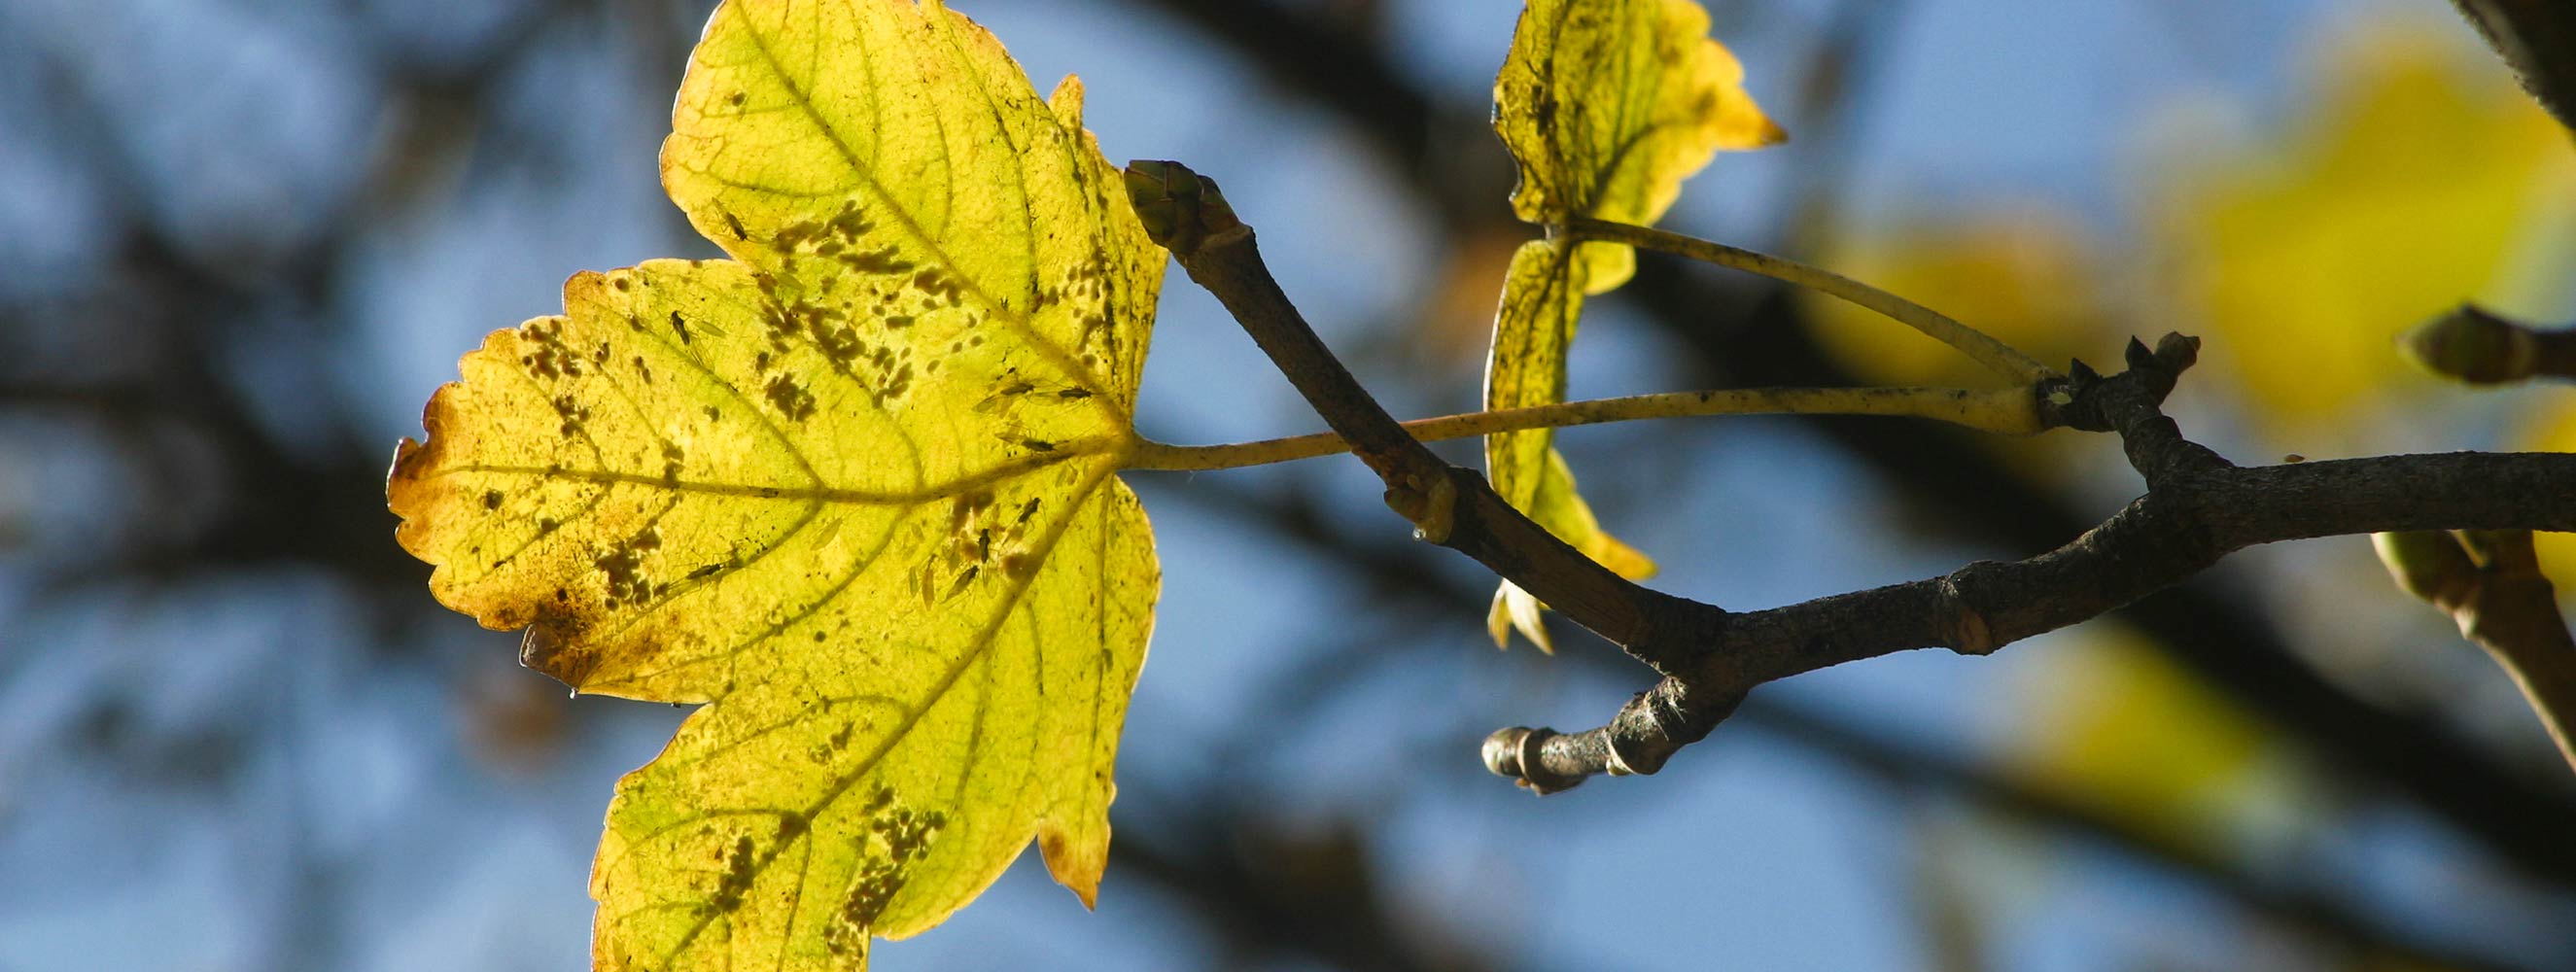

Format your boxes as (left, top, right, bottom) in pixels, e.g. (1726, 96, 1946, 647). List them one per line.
(387, 1, 1163, 968)
(1483, 0, 1779, 648)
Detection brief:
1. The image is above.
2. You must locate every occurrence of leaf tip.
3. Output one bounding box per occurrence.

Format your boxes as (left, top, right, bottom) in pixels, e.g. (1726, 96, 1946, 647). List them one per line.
(1049, 74, 1087, 129)
(1037, 825, 1105, 910)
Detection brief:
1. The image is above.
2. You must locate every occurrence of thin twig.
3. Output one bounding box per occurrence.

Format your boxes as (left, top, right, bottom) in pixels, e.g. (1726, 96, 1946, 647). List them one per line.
(1125, 159, 1698, 653)
(1129, 157, 2576, 799)
(1566, 217, 2057, 384)
(1129, 385, 2043, 472)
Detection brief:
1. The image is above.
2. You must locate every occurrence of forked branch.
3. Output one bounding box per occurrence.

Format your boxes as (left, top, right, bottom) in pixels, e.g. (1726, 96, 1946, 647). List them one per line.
(1131, 158, 2576, 794)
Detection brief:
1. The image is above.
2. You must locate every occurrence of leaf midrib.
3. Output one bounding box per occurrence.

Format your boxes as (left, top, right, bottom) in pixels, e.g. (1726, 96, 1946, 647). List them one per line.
(632, 461, 1124, 967)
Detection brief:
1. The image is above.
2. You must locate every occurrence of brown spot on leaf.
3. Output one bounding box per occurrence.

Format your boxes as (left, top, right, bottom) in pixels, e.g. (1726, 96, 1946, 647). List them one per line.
(831, 792, 946, 946)
(596, 527, 663, 608)
(521, 613, 599, 688)
(710, 834, 757, 914)
(764, 373, 817, 421)
(843, 245, 910, 275)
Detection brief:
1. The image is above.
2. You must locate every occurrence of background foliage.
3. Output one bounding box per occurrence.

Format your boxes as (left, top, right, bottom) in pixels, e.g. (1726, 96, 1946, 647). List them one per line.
(1, 0, 2571, 969)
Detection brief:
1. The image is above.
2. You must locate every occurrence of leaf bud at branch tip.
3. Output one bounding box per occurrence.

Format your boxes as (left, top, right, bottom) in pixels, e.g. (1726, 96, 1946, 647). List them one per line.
(2371, 531, 2477, 606)
(1481, 726, 1583, 794)
(2400, 303, 2541, 384)
(1122, 159, 1243, 257)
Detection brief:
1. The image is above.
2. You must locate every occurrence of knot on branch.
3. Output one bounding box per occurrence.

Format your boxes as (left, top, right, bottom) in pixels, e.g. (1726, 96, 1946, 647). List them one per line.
(2043, 333, 2232, 489)
(1936, 562, 2002, 655)
(2043, 332, 2198, 433)
(1123, 159, 1245, 257)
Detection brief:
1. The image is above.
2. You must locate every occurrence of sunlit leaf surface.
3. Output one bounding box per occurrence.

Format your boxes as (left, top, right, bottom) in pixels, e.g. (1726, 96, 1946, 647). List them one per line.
(387, 1, 1164, 967)
(1484, 0, 1779, 648)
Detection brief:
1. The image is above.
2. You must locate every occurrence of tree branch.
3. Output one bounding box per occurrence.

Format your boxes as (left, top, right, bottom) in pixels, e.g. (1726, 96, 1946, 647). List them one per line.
(1141, 0, 2576, 881)
(1150, 475, 2564, 972)
(1132, 154, 2576, 796)
(2453, 0, 2576, 136)
(1492, 379, 2576, 790)
(1126, 160, 1701, 656)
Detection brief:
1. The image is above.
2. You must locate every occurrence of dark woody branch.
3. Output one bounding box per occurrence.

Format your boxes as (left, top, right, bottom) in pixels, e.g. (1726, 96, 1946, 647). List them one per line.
(1125, 160, 1705, 658)
(1162, 475, 2551, 972)
(1128, 157, 2576, 796)
(2452, 0, 2576, 135)
(1490, 353, 2576, 791)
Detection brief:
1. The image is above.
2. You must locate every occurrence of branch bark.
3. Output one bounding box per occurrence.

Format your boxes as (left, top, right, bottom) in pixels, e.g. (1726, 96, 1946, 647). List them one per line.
(1127, 160, 1703, 658)
(2453, 0, 2576, 135)
(1496, 415, 2576, 791)
(1134, 156, 2576, 796)
(1142, 0, 2576, 881)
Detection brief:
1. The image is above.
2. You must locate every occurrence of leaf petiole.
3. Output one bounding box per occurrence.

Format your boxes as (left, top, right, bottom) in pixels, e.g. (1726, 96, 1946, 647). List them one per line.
(1128, 384, 2044, 472)
(1564, 217, 2059, 385)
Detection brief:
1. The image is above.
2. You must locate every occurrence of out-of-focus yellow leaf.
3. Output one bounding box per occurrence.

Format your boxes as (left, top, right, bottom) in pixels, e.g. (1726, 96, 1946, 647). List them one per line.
(2157, 23, 2576, 438)
(1484, 0, 1779, 648)
(2008, 633, 2285, 856)
(1798, 210, 2112, 483)
(2517, 407, 2576, 601)
(388, 2, 1165, 968)
(1804, 211, 2107, 389)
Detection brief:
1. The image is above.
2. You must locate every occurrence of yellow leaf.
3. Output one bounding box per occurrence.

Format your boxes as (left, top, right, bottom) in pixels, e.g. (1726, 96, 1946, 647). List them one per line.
(387, 1, 1164, 968)
(1486, 445, 1656, 653)
(1803, 210, 2106, 390)
(2008, 633, 2286, 856)
(2156, 21, 2576, 439)
(1484, 0, 1773, 647)
(2516, 406, 2576, 600)
(1493, 0, 1784, 292)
